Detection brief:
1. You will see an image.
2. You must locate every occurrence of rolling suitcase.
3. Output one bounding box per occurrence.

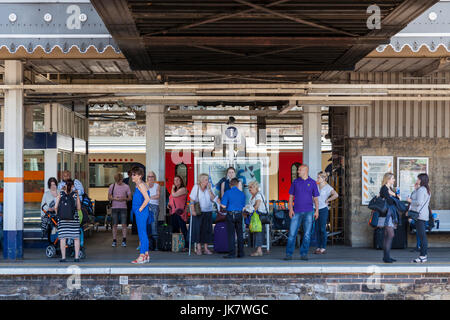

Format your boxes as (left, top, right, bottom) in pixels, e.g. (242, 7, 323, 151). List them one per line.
(391, 215, 408, 249)
(214, 222, 229, 253)
(157, 224, 172, 251)
(373, 227, 384, 250)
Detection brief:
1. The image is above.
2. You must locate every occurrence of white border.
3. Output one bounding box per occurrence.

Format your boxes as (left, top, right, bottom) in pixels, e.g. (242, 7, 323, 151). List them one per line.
(194, 157, 270, 207)
(361, 156, 394, 205)
(396, 157, 429, 200)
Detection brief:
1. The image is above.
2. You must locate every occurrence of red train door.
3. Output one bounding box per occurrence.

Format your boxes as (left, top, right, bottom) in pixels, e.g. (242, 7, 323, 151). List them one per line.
(278, 152, 303, 200)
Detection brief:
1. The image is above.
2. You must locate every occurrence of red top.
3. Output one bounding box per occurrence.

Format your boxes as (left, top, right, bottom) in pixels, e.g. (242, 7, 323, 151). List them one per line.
(169, 193, 188, 222)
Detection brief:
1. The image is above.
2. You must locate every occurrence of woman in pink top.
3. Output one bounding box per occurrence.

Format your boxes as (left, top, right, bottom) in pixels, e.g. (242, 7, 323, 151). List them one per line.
(168, 175, 188, 250)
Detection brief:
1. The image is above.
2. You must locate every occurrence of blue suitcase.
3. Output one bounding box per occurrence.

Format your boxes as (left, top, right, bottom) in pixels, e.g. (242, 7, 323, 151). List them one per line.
(214, 222, 229, 253)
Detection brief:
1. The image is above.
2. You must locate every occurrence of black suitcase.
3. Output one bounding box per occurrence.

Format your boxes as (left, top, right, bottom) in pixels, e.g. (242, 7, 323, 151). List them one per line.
(373, 227, 384, 250)
(373, 215, 408, 250)
(157, 224, 172, 251)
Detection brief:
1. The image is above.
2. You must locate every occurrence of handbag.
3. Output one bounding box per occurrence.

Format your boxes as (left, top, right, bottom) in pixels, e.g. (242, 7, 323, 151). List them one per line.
(407, 194, 430, 221)
(368, 210, 379, 228)
(193, 185, 202, 216)
(257, 192, 270, 224)
(106, 183, 116, 214)
(368, 196, 388, 214)
(249, 211, 262, 233)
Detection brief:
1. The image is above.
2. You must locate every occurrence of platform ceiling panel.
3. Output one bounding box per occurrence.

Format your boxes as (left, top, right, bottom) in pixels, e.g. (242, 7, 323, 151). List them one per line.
(91, 0, 439, 82)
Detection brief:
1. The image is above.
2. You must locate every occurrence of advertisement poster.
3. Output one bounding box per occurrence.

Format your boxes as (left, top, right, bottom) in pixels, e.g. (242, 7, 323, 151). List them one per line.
(397, 157, 429, 200)
(195, 157, 269, 209)
(361, 156, 394, 205)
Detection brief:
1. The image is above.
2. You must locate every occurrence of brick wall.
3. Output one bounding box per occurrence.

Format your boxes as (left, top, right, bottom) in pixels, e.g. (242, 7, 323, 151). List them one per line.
(1, 273, 449, 300)
(345, 138, 450, 247)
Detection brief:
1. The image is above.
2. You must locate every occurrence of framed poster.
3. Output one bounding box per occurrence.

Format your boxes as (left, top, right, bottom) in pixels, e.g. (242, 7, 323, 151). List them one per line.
(195, 157, 269, 208)
(397, 157, 429, 200)
(361, 156, 394, 205)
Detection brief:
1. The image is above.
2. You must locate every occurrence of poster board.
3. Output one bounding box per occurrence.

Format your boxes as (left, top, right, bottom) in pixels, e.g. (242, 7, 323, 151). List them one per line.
(194, 157, 269, 210)
(397, 157, 429, 200)
(361, 156, 394, 205)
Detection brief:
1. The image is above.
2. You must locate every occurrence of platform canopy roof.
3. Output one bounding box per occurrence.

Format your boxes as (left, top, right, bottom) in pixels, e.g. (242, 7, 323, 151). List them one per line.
(89, 0, 439, 83)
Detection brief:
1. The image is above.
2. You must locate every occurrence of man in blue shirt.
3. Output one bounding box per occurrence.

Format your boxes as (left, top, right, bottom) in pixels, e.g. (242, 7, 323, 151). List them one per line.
(221, 178, 246, 258)
(284, 164, 320, 261)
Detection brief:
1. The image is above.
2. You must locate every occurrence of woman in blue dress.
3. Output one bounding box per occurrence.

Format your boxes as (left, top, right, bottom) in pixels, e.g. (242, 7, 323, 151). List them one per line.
(130, 166, 151, 264)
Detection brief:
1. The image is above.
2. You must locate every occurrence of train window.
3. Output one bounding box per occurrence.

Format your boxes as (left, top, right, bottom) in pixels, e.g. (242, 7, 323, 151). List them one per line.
(175, 163, 188, 186)
(89, 163, 126, 188)
(291, 162, 301, 183)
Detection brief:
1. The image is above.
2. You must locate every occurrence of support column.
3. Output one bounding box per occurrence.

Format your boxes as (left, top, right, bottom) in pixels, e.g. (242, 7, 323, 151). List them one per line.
(146, 105, 166, 221)
(3, 60, 24, 259)
(303, 106, 322, 179)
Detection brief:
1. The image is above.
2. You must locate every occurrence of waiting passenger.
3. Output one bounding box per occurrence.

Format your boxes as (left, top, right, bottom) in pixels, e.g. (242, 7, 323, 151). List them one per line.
(58, 170, 84, 197)
(220, 167, 242, 199)
(247, 181, 269, 257)
(379, 173, 401, 263)
(146, 171, 160, 251)
(407, 173, 431, 263)
(314, 171, 339, 255)
(284, 164, 320, 261)
(221, 178, 246, 259)
(54, 179, 81, 263)
(130, 166, 151, 264)
(168, 175, 188, 251)
(189, 173, 216, 255)
(108, 173, 132, 248)
(41, 177, 58, 218)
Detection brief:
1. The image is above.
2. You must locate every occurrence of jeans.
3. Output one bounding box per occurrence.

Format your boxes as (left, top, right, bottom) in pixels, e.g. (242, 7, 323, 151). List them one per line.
(286, 211, 314, 257)
(416, 219, 428, 257)
(134, 208, 149, 254)
(147, 204, 159, 242)
(317, 207, 329, 249)
(226, 212, 244, 257)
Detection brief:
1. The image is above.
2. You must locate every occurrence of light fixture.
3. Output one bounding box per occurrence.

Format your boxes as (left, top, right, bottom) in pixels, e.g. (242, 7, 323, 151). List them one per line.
(8, 13, 17, 23)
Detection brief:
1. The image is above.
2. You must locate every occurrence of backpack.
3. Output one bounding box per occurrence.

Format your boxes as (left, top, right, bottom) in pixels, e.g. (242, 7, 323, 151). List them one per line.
(58, 191, 77, 220)
(81, 194, 94, 216)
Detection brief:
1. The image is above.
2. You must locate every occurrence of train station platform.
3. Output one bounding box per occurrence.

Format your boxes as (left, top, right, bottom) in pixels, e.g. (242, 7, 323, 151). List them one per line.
(0, 230, 449, 300)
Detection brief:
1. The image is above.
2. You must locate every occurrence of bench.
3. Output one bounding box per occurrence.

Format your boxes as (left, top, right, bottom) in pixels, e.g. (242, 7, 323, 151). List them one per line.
(431, 210, 450, 232)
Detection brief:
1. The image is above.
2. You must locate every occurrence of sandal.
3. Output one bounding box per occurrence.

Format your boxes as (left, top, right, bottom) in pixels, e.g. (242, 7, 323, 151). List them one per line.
(144, 253, 150, 263)
(412, 256, 427, 263)
(251, 251, 263, 257)
(195, 249, 202, 256)
(204, 250, 213, 255)
(320, 249, 326, 254)
(314, 248, 322, 254)
(131, 254, 146, 264)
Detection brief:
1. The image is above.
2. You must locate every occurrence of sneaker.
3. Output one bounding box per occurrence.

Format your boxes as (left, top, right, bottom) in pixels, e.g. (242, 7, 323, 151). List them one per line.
(112, 240, 117, 247)
(413, 256, 427, 263)
(121, 239, 127, 247)
(300, 255, 309, 261)
(283, 256, 292, 261)
(59, 258, 67, 263)
(74, 258, 80, 263)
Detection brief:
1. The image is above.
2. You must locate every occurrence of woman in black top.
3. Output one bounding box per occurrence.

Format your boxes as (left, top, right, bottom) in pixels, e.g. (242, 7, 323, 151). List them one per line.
(379, 173, 400, 263)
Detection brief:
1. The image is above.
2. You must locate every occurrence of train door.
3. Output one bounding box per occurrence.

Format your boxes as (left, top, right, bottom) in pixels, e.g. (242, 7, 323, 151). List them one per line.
(278, 152, 303, 200)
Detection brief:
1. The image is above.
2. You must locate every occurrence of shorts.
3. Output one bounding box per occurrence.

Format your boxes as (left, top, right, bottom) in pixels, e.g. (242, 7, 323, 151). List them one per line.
(112, 208, 128, 225)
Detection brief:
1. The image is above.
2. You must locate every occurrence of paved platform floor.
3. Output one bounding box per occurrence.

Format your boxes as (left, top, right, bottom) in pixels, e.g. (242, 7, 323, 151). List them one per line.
(1, 228, 449, 269)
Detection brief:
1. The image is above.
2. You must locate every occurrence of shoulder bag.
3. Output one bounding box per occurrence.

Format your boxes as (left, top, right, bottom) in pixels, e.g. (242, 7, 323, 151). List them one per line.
(257, 192, 270, 224)
(193, 185, 202, 216)
(368, 196, 388, 214)
(407, 194, 430, 221)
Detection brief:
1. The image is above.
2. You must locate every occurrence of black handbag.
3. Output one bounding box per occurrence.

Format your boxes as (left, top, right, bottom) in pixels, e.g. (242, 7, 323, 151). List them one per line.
(257, 192, 270, 224)
(407, 194, 430, 221)
(368, 196, 388, 214)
